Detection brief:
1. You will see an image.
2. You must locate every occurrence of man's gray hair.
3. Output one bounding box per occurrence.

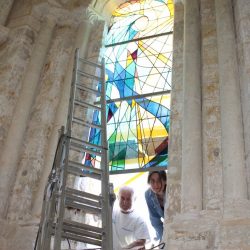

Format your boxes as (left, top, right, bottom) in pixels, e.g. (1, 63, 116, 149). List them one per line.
(118, 186, 135, 199)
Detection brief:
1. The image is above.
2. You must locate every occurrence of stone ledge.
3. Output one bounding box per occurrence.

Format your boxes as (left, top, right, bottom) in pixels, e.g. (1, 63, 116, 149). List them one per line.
(218, 219, 250, 249)
(0, 25, 9, 45)
(166, 209, 250, 250)
(165, 210, 220, 250)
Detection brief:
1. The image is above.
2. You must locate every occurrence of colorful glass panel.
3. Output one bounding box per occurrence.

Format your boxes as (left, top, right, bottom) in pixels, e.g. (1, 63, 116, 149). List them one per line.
(107, 94, 170, 170)
(84, 0, 173, 172)
(106, 0, 174, 45)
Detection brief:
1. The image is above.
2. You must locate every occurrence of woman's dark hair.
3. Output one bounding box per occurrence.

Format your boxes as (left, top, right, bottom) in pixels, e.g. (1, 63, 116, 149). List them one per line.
(147, 170, 167, 184)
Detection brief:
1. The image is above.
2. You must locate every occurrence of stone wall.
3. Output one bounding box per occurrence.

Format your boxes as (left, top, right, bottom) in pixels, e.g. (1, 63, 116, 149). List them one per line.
(0, 1, 97, 249)
(0, 0, 250, 249)
(8, 24, 76, 221)
(165, 0, 250, 249)
(0, 25, 37, 154)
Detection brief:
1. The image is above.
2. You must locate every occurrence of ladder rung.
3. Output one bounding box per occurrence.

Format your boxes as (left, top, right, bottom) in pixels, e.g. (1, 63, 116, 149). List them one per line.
(68, 160, 102, 175)
(67, 165, 101, 180)
(65, 193, 101, 208)
(78, 57, 102, 68)
(72, 117, 102, 129)
(65, 188, 102, 201)
(62, 232, 102, 246)
(76, 82, 99, 94)
(50, 220, 103, 245)
(65, 200, 102, 214)
(62, 224, 102, 240)
(70, 137, 103, 151)
(77, 69, 101, 81)
(69, 143, 102, 156)
(64, 219, 103, 233)
(74, 99, 101, 111)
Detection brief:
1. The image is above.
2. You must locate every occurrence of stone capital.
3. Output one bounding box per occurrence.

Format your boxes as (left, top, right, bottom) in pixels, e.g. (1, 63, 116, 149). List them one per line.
(85, 6, 105, 24)
(32, 2, 89, 29)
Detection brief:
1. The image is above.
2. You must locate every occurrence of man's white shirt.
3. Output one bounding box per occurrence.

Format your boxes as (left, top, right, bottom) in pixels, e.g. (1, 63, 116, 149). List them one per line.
(112, 208, 150, 250)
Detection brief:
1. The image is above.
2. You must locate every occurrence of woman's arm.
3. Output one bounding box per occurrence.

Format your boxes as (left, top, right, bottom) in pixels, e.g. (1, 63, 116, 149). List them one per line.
(145, 191, 163, 240)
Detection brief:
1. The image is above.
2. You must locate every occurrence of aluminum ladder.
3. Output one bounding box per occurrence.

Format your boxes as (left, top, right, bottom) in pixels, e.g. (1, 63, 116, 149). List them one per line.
(35, 48, 114, 250)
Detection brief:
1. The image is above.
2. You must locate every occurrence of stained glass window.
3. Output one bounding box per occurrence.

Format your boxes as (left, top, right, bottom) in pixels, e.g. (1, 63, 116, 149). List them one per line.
(85, 0, 174, 173)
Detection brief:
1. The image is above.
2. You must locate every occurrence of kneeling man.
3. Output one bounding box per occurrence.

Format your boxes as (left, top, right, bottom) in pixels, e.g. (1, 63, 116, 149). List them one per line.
(113, 186, 150, 250)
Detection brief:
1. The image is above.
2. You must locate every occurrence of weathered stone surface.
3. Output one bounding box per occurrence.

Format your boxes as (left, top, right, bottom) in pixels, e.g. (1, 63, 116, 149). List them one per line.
(218, 218, 250, 249)
(201, 0, 223, 211)
(166, 211, 220, 250)
(0, 0, 249, 249)
(234, 0, 250, 200)
(0, 26, 36, 157)
(166, 0, 250, 249)
(7, 0, 32, 21)
(7, 223, 38, 250)
(7, 25, 75, 221)
(86, 20, 105, 62)
(167, 214, 250, 249)
(0, 0, 15, 25)
(167, 3, 183, 222)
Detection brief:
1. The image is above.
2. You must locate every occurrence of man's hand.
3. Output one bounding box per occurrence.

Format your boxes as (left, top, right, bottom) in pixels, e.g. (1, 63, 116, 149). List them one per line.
(124, 239, 146, 249)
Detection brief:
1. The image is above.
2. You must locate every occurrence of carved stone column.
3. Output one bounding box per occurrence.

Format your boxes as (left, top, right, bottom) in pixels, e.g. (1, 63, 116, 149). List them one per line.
(32, 12, 94, 217)
(181, 0, 202, 213)
(200, 0, 223, 211)
(0, 17, 56, 219)
(234, 0, 250, 199)
(7, 23, 76, 220)
(215, 0, 248, 201)
(166, 1, 183, 220)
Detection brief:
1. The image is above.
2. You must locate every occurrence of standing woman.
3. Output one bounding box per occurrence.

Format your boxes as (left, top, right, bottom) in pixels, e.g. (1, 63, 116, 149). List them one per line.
(145, 170, 167, 242)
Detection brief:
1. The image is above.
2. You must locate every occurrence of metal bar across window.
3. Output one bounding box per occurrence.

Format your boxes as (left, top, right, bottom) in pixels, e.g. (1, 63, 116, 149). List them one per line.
(95, 90, 171, 105)
(109, 166, 167, 175)
(105, 31, 173, 48)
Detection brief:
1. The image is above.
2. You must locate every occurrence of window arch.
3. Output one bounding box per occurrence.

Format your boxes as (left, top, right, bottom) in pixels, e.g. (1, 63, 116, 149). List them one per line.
(86, 0, 174, 173)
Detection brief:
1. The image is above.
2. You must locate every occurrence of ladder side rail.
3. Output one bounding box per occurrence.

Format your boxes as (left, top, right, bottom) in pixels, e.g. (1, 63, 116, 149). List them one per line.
(36, 173, 53, 249)
(39, 176, 57, 250)
(36, 177, 53, 250)
(43, 188, 56, 250)
(36, 129, 65, 250)
(49, 134, 68, 249)
(66, 48, 79, 135)
(42, 191, 55, 250)
(100, 57, 113, 250)
(53, 135, 69, 250)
